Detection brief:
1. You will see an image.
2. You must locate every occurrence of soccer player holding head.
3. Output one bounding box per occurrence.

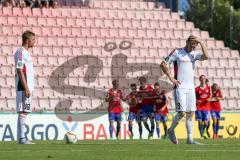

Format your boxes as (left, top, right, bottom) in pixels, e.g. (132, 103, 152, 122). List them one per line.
(15, 31, 35, 144)
(106, 80, 123, 139)
(160, 35, 209, 144)
(195, 75, 211, 139)
(209, 83, 223, 139)
(153, 82, 169, 139)
(126, 83, 143, 139)
(138, 76, 155, 139)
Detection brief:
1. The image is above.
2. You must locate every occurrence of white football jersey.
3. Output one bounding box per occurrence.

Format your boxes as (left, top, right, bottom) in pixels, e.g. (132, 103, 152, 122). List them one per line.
(15, 47, 35, 92)
(164, 48, 203, 89)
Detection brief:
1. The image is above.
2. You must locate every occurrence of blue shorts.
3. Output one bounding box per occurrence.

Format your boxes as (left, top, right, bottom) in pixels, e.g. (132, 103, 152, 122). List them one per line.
(128, 112, 140, 122)
(140, 105, 154, 121)
(195, 110, 210, 121)
(155, 113, 167, 122)
(211, 110, 221, 120)
(108, 112, 122, 121)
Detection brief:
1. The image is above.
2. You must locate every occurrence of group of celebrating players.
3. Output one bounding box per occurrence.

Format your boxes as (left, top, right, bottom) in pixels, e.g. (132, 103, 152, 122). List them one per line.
(106, 74, 223, 140)
(106, 77, 170, 140)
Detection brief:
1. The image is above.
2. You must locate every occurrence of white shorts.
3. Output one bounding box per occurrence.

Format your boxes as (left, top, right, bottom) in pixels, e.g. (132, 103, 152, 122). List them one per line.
(174, 88, 196, 112)
(16, 91, 32, 113)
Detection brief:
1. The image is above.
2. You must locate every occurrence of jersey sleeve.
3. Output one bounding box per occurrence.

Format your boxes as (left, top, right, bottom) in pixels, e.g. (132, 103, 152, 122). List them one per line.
(194, 51, 203, 61)
(16, 50, 25, 69)
(163, 49, 178, 65)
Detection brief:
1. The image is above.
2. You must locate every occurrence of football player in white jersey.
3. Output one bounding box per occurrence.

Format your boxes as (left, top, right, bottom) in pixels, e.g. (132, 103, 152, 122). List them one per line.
(14, 31, 35, 144)
(160, 35, 208, 144)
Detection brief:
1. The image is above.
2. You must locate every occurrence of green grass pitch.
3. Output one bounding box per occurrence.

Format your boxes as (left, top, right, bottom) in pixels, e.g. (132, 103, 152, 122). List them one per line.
(0, 139, 240, 160)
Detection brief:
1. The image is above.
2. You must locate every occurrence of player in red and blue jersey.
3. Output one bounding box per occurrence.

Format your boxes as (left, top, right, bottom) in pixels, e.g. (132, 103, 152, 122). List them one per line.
(209, 83, 223, 139)
(137, 76, 155, 139)
(106, 80, 123, 139)
(195, 75, 211, 139)
(126, 83, 143, 139)
(153, 82, 170, 139)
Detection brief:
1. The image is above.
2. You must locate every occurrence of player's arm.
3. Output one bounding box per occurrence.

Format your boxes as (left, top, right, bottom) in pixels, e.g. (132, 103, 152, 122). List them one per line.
(105, 91, 110, 102)
(196, 39, 208, 61)
(17, 69, 30, 97)
(160, 49, 181, 87)
(217, 89, 224, 101)
(161, 96, 170, 111)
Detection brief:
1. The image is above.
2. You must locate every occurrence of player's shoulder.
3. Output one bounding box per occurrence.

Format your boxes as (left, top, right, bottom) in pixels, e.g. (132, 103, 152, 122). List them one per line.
(169, 48, 182, 56)
(195, 86, 201, 90)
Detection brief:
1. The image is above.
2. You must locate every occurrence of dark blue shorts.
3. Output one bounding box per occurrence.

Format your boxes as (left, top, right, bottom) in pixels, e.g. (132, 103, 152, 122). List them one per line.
(140, 105, 154, 121)
(155, 113, 167, 122)
(128, 112, 141, 122)
(211, 110, 221, 120)
(108, 112, 122, 121)
(195, 110, 210, 121)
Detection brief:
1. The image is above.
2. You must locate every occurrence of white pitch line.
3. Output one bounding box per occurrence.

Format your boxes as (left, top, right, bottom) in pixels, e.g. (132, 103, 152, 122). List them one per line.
(186, 150, 240, 152)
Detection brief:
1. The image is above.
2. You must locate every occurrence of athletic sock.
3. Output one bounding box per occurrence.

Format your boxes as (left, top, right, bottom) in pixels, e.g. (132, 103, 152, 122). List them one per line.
(169, 113, 182, 131)
(156, 127, 160, 138)
(109, 124, 113, 138)
(17, 114, 26, 142)
(186, 117, 194, 142)
(199, 123, 203, 136)
(216, 124, 220, 135)
(143, 122, 151, 133)
(150, 120, 155, 135)
(213, 124, 217, 134)
(128, 124, 133, 136)
(138, 123, 143, 139)
(116, 123, 121, 137)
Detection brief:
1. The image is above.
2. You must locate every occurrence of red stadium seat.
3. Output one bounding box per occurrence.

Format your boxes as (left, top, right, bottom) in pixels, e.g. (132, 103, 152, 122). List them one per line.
(3, 7, 12, 15)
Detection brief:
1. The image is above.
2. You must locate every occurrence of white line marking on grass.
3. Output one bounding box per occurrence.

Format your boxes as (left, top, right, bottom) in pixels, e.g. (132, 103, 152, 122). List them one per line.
(186, 150, 240, 152)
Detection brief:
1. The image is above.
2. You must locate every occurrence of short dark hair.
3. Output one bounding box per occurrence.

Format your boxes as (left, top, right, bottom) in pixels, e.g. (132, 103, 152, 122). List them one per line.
(200, 75, 205, 79)
(130, 83, 137, 87)
(139, 76, 147, 82)
(22, 30, 35, 44)
(112, 79, 119, 85)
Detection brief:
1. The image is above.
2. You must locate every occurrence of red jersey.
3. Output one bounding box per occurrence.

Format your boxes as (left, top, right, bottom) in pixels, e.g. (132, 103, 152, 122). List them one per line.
(107, 88, 123, 113)
(137, 84, 154, 106)
(153, 91, 169, 115)
(210, 89, 222, 112)
(195, 85, 211, 110)
(126, 91, 140, 114)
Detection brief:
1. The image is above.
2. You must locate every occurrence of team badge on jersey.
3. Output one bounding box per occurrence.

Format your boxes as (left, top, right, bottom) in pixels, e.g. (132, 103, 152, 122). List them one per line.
(17, 61, 23, 68)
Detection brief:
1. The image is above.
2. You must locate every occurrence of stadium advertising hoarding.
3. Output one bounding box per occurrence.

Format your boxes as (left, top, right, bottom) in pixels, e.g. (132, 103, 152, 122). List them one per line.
(0, 113, 239, 141)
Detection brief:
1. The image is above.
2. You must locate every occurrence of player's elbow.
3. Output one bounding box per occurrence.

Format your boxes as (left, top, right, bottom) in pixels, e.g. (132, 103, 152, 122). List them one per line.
(160, 62, 166, 70)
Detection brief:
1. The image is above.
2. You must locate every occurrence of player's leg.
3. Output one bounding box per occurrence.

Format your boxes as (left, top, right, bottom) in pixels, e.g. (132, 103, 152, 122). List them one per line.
(211, 111, 218, 139)
(149, 112, 155, 138)
(115, 113, 122, 139)
(206, 120, 211, 138)
(195, 110, 203, 137)
(108, 112, 115, 139)
(17, 91, 34, 144)
(202, 111, 210, 139)
(128, 113, 134, 139)
(141, 110, 151, 134)
(160, 114, 168, 138)
(137, 114, 143, 139)
(186, 89, 200, 144)
(215, 112, 221, 138)
(168, 89, 186, 144)
(155, 114, 161, 138)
